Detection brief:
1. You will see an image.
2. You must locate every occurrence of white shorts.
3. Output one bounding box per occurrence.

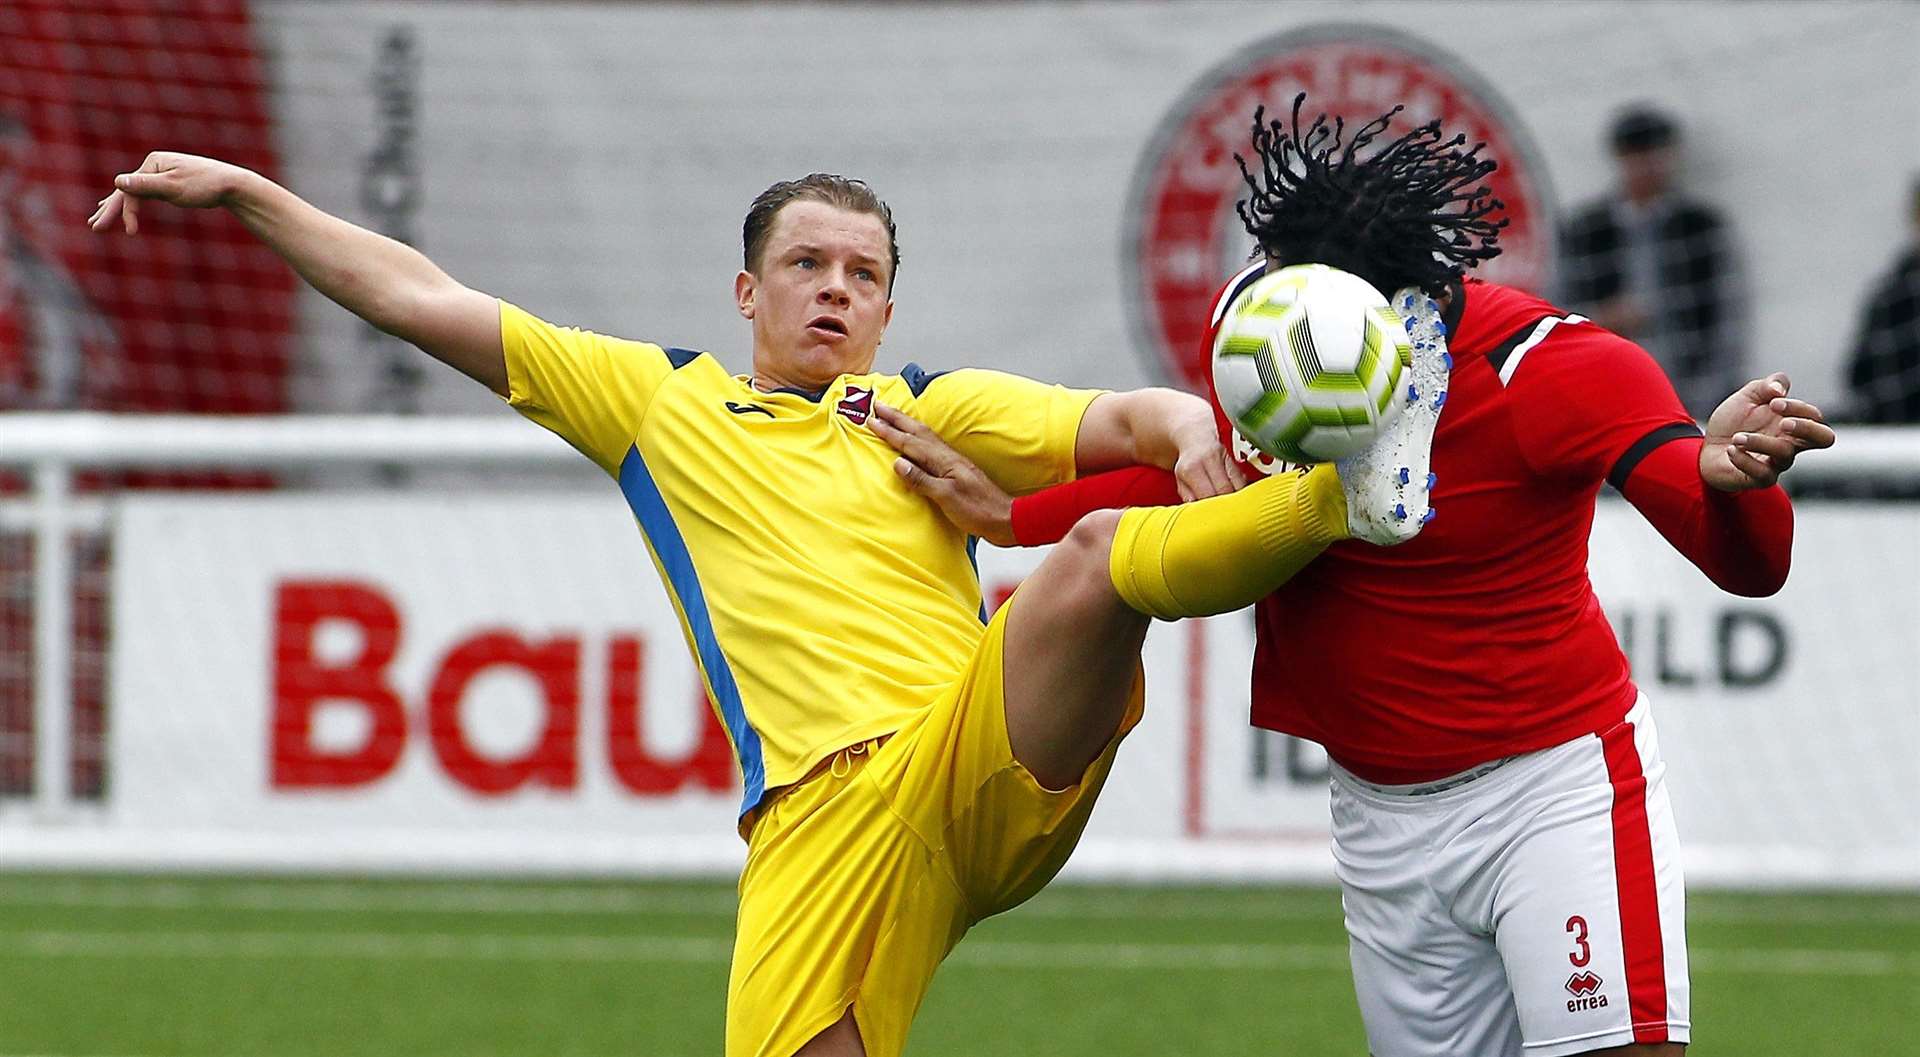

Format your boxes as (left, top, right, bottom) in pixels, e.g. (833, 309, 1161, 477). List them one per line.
(1330, 694, 1690, 1057)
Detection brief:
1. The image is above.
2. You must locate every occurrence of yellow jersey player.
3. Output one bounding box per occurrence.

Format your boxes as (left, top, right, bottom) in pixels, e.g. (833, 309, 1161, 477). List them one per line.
(92, 155, 1444, 1057)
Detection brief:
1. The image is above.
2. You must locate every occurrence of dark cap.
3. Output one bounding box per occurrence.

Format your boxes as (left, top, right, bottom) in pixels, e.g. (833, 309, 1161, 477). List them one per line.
(1610, 105, 1678, 153)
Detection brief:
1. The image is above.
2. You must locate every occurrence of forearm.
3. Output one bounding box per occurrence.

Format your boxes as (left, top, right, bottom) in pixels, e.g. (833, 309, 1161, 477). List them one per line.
(226, 171, 467, 341)
(224, 170, 504, 392)
(1622, 439, 1793, 596)
(1077, 388, 1214, 474)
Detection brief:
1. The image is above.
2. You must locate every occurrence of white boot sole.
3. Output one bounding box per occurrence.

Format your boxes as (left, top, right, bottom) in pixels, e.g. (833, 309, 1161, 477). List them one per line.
(1335, 289, 1451, 546)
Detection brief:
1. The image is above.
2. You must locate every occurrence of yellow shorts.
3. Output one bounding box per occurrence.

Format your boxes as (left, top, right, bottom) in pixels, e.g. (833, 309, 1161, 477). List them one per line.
(724, 594, 1144, 1057)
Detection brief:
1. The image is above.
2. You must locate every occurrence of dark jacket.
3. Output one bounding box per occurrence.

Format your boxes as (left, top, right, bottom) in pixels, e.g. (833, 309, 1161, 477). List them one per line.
(1559, 196, 1743, 418)
(1846, 248, 1920, 423)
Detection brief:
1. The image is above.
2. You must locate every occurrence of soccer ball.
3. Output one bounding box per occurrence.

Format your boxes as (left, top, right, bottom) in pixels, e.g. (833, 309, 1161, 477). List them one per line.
(1211, 263, 1409, 464)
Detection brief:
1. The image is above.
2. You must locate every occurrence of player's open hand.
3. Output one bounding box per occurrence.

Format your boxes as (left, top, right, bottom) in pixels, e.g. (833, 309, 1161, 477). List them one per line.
(868, 403, 1018, 547)
(87, 152, 247, 235)
(1699, 372, 1836, 491)
(1170, 430, 1243, 502)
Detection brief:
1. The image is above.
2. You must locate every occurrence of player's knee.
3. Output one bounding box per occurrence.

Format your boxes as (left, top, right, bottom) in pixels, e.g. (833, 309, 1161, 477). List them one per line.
(1022, 509, 1127, 618)
(1063, 508, 1125, 547)
(1059, 509, 1125, 587)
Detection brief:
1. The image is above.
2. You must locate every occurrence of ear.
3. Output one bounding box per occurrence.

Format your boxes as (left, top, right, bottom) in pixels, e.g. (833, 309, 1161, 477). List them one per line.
(735, 270, 757, 320)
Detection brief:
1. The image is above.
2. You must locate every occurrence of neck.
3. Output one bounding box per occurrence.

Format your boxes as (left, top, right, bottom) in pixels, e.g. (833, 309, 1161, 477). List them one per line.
(751, 374, 819, 395)
(749, 353, 819, 394)
(751, 351, 873, 394)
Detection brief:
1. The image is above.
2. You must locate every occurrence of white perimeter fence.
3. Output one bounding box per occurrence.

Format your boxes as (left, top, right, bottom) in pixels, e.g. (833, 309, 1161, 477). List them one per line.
(1, 414, 1917, 888)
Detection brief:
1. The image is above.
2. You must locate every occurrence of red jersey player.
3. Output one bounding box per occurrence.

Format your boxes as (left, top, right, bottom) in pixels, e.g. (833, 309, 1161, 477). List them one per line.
(880, 98, 1833, 1057)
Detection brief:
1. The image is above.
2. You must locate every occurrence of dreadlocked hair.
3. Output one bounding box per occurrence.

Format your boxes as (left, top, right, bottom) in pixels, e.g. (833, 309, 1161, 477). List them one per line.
(1235, 94, 1506, 298)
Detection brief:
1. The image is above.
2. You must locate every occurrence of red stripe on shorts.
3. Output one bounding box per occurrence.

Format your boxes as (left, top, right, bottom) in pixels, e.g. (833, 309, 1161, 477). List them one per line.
(1600, 720, 1668, 1043)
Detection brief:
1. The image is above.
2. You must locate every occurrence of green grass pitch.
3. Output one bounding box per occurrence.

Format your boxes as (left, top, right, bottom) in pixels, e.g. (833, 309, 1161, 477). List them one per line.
(1, 874, 1914, 1055)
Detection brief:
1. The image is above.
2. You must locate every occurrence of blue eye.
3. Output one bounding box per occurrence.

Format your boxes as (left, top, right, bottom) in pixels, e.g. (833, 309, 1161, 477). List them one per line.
(796, 257, 816, 269)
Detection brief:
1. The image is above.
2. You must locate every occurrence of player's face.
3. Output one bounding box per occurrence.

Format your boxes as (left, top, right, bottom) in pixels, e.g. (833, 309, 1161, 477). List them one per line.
(736, 200, 894, 391)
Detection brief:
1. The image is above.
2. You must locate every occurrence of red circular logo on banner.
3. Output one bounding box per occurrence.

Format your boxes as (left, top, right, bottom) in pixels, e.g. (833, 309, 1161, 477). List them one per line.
(1126, 25, 1556, 389)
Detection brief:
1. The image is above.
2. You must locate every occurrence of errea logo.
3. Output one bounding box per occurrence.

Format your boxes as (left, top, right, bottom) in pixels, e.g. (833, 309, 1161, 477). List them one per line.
(1564, 971, 1608, 1012)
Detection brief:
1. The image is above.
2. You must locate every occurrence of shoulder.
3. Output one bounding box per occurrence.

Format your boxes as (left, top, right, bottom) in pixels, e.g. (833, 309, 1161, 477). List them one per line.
(663, 346, 708, 370)
(892, 363, 1054, 397)
(884, 364, 1094, 425)
(864, 363, 960, 407)
(1450, 281, 1561, 355)
(502, 301, 710, 368)
(897, 362, 951, 397)
(1491, 313, 1649, 389)
(1497, 318, 1692, 475)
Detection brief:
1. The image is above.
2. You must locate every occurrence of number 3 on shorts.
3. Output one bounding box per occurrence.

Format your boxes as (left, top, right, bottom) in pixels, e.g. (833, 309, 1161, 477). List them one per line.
(1566, 915, 1591, 968)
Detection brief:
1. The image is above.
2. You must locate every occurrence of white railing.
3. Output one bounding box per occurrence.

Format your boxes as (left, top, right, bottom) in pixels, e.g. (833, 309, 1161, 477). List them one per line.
(3, 413, 1917, 814)
(5, 412, 1909, 471)
(2, 414, 1918, 887)
(0, 414, 583, 815)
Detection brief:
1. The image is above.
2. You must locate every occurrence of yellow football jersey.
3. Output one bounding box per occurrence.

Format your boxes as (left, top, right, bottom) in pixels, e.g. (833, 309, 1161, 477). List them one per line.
(498, 301, 1101, 817)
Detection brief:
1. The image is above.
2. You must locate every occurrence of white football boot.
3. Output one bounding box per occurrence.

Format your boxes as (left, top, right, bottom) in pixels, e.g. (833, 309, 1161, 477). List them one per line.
(1334, 288, 1451, 545)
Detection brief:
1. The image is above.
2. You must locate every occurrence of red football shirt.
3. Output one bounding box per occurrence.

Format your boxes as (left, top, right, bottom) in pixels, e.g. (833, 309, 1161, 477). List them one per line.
(1214, 271, 1700, 782)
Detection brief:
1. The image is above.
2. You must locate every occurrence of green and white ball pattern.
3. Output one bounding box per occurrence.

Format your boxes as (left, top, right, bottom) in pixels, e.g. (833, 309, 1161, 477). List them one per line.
(1211, 263, 1409, 464)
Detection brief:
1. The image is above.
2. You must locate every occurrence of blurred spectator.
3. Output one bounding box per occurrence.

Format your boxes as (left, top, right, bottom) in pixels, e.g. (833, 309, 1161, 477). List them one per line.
(0, 113, 121, 409)
(1844, 179, 1920, 423)
(1560, 105, 1745, 418)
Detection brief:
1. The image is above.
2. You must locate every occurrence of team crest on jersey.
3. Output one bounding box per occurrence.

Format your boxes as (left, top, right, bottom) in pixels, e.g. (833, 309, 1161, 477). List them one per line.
(1124, 24, 1555, 390)
(837, 385, 875, 424)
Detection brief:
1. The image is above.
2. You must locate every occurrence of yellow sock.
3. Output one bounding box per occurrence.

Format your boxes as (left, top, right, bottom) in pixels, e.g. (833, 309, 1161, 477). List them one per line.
(1108, 464, 1349, 619)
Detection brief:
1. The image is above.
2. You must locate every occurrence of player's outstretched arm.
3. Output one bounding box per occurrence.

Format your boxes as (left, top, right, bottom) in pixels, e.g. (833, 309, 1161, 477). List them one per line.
(1073, 388, 1241, 501)
(88, 152, 506, 395)
(1618, 372, 1835, 597)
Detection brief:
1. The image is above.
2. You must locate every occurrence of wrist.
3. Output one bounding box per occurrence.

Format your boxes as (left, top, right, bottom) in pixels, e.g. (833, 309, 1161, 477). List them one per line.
(221, 167, 274, 214)
(988, 493, 1015, 547)
(1168, 412, 1217, 463)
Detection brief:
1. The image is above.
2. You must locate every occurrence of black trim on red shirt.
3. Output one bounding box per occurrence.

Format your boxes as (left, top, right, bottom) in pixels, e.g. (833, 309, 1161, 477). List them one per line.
(1482, 322, 1541, 379)
(1225, 261, 1268, 307)
(1607, 422, 1705, 491)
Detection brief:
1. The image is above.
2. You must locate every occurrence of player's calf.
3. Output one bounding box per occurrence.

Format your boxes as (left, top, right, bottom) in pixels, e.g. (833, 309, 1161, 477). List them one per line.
(1104, 462, 1347, 621)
